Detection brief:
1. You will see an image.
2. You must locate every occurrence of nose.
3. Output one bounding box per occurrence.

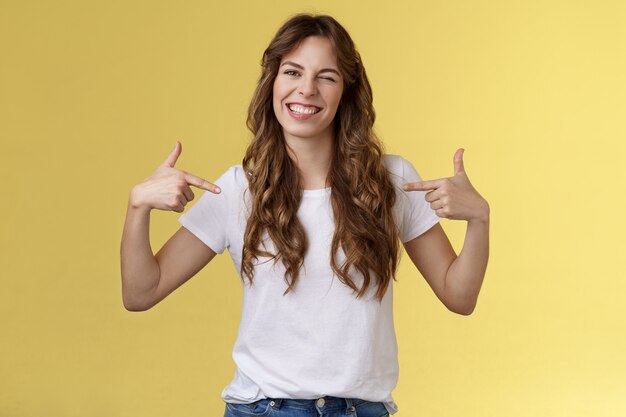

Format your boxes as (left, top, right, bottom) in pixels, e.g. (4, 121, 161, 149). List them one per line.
(298, 76, 317, 97)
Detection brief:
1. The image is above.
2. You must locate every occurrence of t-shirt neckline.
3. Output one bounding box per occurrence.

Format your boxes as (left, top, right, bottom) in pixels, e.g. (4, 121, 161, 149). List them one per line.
(302, 187, 332, 197)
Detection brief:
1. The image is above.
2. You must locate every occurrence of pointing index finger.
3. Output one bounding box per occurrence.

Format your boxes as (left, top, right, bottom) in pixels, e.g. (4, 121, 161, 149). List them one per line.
(184, 172, 221, 193)
(403, 178, 444, 192)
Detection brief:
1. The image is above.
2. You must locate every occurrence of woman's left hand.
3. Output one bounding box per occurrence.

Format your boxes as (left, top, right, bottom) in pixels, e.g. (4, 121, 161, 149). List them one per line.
(403, 148, 490, 222)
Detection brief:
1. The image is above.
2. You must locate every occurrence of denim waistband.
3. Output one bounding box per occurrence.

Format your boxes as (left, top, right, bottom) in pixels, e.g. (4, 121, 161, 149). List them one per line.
(266, 396, 364, 413)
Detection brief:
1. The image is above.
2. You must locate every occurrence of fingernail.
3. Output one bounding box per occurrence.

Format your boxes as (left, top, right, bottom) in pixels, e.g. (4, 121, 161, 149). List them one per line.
(215, 187, 221, 193)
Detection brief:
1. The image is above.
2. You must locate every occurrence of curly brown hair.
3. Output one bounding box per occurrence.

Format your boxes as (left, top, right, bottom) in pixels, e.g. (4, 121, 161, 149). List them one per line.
(240, 13, 401, 303)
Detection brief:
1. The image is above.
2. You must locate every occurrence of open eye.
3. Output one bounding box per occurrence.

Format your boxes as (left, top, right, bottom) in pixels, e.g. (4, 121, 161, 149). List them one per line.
(284, 70, 300, 76)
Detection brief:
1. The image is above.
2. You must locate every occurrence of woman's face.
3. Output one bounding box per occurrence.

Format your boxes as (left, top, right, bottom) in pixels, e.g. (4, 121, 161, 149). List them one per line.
(272, 36, 344, 143)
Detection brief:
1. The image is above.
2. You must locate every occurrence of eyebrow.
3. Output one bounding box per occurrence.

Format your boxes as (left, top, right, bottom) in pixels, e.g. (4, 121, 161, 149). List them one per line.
(280, 61, 341, 77)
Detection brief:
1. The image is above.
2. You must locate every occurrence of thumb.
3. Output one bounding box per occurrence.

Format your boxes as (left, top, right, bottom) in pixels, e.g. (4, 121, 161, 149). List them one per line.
(163, 141, 182, 167)
(454, 148, 465, 175)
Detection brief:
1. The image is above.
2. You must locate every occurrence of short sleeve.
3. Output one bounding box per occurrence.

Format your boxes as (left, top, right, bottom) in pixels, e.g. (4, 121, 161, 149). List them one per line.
(177, 166, 236, 254)
(399, 157, 441, 243)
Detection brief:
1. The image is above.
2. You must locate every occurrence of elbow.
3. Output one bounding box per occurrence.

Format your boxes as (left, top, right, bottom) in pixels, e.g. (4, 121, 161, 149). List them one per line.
(446, 300, 476, 316)
(443, 287, 478, 316)
(454, 304, 476, 316)
(123, 302, 148, 312)
(122, 294, 152, 312)
(121, 279, 157, 312)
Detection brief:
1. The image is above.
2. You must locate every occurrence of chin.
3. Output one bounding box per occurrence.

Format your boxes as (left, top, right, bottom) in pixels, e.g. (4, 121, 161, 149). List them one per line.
(284, 126, 330, 139)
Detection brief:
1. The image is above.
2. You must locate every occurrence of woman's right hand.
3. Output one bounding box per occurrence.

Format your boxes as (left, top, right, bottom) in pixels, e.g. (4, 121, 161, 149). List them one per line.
(129, 141, 221, 212)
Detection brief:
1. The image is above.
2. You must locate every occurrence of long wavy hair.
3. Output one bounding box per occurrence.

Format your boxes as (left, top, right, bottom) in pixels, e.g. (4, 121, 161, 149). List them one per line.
(240, 13, 401, 303)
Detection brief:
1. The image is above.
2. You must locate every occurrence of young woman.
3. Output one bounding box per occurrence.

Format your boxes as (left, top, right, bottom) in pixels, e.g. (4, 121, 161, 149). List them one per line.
(121, 13, 489, 417)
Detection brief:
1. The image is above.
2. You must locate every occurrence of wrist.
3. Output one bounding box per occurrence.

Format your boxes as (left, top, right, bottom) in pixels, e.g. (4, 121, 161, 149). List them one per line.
(129, 186, 151, 212)
(469, 200, 490, 224)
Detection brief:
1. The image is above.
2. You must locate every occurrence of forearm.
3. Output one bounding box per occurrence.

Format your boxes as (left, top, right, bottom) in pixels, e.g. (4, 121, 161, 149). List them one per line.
(120, 192, 161, 310)
(444, 214, 490, 315)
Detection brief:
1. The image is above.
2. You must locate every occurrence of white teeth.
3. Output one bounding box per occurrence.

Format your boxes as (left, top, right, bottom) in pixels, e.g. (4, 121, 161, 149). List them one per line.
(288, 104, 319, 115)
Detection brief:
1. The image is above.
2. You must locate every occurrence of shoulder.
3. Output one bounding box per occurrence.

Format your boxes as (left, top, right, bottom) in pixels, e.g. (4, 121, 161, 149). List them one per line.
(215, 164, 248, 189)
(383, 154, 415, 181)
(383, 154, 401, 173)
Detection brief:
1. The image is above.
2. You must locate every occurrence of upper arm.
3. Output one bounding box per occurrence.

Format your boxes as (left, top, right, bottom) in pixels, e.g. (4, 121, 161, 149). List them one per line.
(147, 225, 218, 309)
(403, 223, 457, 309)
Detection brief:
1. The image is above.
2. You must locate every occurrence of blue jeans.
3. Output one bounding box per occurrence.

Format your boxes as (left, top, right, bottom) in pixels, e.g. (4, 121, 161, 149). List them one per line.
(223, 396, 390, 417)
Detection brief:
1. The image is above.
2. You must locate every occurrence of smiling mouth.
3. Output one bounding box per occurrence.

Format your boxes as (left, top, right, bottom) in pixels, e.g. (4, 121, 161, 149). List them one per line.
(286, 103, 322, 115)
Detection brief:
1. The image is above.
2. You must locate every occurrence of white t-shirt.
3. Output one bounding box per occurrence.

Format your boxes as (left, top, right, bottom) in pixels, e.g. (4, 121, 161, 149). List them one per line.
(178, 154, 440, 415)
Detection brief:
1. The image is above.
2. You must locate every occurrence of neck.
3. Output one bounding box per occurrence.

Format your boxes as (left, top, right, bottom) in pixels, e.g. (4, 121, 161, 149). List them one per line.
(283, 128, 334, 190)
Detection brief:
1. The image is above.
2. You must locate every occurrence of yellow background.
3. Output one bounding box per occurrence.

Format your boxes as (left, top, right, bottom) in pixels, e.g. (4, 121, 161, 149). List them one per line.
(1, 1, 624, 416)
